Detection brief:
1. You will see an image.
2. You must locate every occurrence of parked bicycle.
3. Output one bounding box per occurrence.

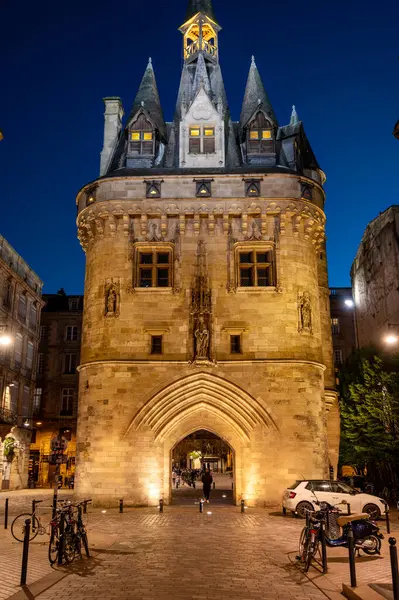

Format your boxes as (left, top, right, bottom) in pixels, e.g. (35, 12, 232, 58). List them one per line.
(11, 499, 69, 542)
(298, 502, 383, 573)
(48, 500, 91, 565)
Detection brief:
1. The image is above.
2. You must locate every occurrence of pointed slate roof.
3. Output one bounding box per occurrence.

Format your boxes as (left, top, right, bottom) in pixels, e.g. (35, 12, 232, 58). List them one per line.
(185, 0, 217, 23)
(239, 56, 278, 131)
(126, 58, 167, 141)
(192, 52, 212, 98)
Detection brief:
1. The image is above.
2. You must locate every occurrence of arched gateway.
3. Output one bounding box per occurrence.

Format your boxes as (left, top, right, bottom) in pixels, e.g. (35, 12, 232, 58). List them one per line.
(74, 0, 340, 507)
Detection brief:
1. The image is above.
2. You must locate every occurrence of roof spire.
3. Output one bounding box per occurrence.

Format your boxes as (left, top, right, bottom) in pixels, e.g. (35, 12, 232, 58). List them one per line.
(290, 105, 299, 125)
(126, 58, 166, 141)
(240, 57, 278, 130)
(185, 0, 218, 23)
(192, 52, 211, 97)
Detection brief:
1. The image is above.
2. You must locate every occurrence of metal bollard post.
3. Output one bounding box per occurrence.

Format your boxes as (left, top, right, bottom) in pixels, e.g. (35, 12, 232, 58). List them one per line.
(389, 538, 399, 600)
(386, 507, 391, 534)
(31, 500, 36, 533)
(119, 499, 123, 513)
(213, 481, 215, 490)
(4, 498, 9, 530)
(320, 521, 328, 574)
(57, 512, 65, 566)
(20, 519, 31, 586)
(241, 499, 245, 514)
(347, 503, 351, 516)
(199, 499, 204, 513)
(159, 499, 164, 513)
(83, 501, 87, 515)
(52, 489, 58, 519)
(347, 528, 357, 588)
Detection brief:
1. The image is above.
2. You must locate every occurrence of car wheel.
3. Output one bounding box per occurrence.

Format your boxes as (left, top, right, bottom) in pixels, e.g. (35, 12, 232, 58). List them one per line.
(295, 501, 314, 518)
(363, 503, 381, 520)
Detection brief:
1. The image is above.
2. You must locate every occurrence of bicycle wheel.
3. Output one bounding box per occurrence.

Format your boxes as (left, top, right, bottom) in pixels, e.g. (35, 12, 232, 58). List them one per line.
(81, 530, 90, 558)
(48, 532, 59, 565)
(63, 531, 76, 563)
(11, 514, 40, 542)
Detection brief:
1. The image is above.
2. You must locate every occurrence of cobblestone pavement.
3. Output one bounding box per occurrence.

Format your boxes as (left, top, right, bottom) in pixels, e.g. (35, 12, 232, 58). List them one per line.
(1, 490, 398, 600)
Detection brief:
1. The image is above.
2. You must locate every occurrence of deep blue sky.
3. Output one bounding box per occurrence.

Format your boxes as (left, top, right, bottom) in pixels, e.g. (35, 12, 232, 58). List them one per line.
(1, 0, 398, 293)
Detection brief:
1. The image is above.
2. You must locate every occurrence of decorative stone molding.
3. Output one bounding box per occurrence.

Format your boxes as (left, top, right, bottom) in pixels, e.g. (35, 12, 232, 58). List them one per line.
(77, 199, 326, 253)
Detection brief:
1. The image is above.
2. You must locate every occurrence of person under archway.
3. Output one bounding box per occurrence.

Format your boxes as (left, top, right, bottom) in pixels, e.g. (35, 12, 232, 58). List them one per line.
(202, 468, 213, 503)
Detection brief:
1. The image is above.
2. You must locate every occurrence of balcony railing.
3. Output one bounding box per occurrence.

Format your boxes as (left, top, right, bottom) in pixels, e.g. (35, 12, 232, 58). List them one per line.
(0, 406, 18, 425)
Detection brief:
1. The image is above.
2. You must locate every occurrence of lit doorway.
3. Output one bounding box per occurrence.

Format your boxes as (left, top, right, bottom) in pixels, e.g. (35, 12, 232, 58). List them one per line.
(171, 429, 234, 505)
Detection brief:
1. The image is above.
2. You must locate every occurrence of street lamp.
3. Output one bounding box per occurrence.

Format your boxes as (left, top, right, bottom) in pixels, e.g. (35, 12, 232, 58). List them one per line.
(344, 299, 354, 308)
(384, 334, 399, 346)
(0, 334, 12, 346)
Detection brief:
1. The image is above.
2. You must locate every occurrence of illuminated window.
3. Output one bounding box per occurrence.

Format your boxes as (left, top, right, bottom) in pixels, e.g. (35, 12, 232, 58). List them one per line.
(145, 180, 162, 198)
(195, 179, 212, 198)
(33, 388, 42, 413)
(189, 126, 216, 154)
(247, 112, 274, 154)
(86, 185, 97, 206)
(331, 318, 340, 335)
(184, 22, 217, 60)
(237, 248, 275, 288)
(244, 179, 261, 197)
(136, 248, 172, 288)
(128, 114, 155, 156)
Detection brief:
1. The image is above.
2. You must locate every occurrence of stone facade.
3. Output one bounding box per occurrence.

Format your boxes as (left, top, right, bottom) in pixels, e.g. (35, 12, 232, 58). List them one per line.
(29, 292, 83, 487)
(74, 0, 339, 506)
(329, 287, 357, 366)
(351, 205, 399, 349)
(0, 235, 44, 490)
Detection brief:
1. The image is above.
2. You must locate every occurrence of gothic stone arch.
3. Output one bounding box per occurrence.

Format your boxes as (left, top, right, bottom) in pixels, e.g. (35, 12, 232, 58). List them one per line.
(126, 371, 279, 505)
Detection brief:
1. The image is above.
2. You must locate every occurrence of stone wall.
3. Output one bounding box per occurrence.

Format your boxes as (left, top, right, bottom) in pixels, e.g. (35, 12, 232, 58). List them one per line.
(75, 172, 338, 506)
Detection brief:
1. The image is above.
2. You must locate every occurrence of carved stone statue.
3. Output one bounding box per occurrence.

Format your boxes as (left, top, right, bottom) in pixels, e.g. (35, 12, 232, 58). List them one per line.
(195, 315, 210, 358)
(105, 280, 120, 317)
(298, 292, 312, 333)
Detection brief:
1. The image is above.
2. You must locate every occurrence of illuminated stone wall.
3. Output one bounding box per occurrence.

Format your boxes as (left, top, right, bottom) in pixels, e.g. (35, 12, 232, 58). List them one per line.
(75, 172, 338, 506)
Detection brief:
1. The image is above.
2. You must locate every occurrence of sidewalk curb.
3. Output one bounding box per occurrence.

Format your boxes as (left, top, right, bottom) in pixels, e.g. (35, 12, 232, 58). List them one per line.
(342, 583, 384, 600)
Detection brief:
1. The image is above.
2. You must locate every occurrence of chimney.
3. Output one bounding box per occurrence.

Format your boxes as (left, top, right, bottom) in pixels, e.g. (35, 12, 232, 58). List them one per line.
(100, 97, 124, 176)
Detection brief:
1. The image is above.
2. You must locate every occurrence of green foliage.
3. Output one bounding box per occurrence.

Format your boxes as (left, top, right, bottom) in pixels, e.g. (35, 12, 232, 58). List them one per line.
(339, 351, 399, 492)
(3, 437, 16, 462)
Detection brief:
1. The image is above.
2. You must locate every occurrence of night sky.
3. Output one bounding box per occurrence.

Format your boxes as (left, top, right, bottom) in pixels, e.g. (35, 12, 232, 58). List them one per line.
(1, 0, 398, 294)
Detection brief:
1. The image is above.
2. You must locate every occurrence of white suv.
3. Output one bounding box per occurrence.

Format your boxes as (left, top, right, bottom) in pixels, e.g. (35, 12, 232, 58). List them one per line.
(282, 480, 386, 519)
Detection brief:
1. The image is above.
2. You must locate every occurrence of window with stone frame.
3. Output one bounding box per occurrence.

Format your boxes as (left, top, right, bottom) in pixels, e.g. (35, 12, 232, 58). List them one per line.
(247, 112, 274, 155)
(189, 125, 216, 154)
(195, 179, 212, 198)
(33, 388, 42, 414)
(150, 335, 163, 355)
(145, 180, 163, 198)
(301, 182, 313, 200)
(37, 353, 45, 375)
(134, 245, 173, 289)
(86, 185, 97, 206)
(40, 326, 48, 341)
(14, 333, 23, 367)
(64, 353, 77, 374)
(334, 349, 343, 366)
(3, 277, 13, 309)
(244, 179, 261, 197)
(26, 340, 34, 371)
(61, 388, 74, 416)
(65, 326, 79, 341)
(331, 318, 340, 335)
(236, 246, 275, 288)
(29, 303, 37, 329)
(18, 293, 27, 321)
(128, 114, 155, 156)
(230, 335, 242, 354)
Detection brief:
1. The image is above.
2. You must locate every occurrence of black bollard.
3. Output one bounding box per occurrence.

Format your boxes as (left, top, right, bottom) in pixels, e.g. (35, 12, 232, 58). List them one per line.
(57, 512, 65, 566)
(31, 500, 36, 533)
(347, 503, 351, 516)
(199, 499, 204, 513)
(386, 507, 391, 534)
(347, 528, 357, 588)
(241, 499, 245, 513)
(213, 481, 215, 490)
(389, 538, 399, 600)
(52, 489, 58, 519)
(159, 499, 164, 513)
(320, 521, 328, 574)
(119, 499, 123, 513)
(4, 498, 9, 530)
(83, 501, 87, 515)
(20, 519, 31, 586)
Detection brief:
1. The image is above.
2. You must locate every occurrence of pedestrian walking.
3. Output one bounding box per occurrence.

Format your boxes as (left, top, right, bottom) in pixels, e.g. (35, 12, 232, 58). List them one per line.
(202, 468, 213, 503)
(172, 472, 176, 488)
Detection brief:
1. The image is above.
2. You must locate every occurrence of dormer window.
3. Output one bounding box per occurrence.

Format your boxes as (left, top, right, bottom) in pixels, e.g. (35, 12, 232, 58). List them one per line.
(129, 114, 155, 156)
(247, 112, 274, 154)
(189, 126, 215, 154)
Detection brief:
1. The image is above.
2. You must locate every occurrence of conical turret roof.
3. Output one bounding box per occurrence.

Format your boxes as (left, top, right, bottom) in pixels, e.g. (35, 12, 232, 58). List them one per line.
(126, 58, 166, 141)
(240, 56, 278, 131)
(185, 0, 217, 23)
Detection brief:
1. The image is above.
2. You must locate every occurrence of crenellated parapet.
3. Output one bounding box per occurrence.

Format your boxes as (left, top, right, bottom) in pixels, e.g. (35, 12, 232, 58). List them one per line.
(77, 197, 325, 253)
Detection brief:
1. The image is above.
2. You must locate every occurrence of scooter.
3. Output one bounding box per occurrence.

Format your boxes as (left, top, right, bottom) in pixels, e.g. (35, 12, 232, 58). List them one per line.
(311, 502, 383, 555)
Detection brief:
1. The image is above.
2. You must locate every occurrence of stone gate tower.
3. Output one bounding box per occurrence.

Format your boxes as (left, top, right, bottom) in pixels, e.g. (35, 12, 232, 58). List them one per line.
(75, 0, 339, 506)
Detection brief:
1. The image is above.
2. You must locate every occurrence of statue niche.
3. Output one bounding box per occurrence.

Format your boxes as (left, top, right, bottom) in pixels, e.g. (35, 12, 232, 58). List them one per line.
(190, 240, 212, 363)
(298, 291, 312, 334)
(105, 280, 120, 317)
